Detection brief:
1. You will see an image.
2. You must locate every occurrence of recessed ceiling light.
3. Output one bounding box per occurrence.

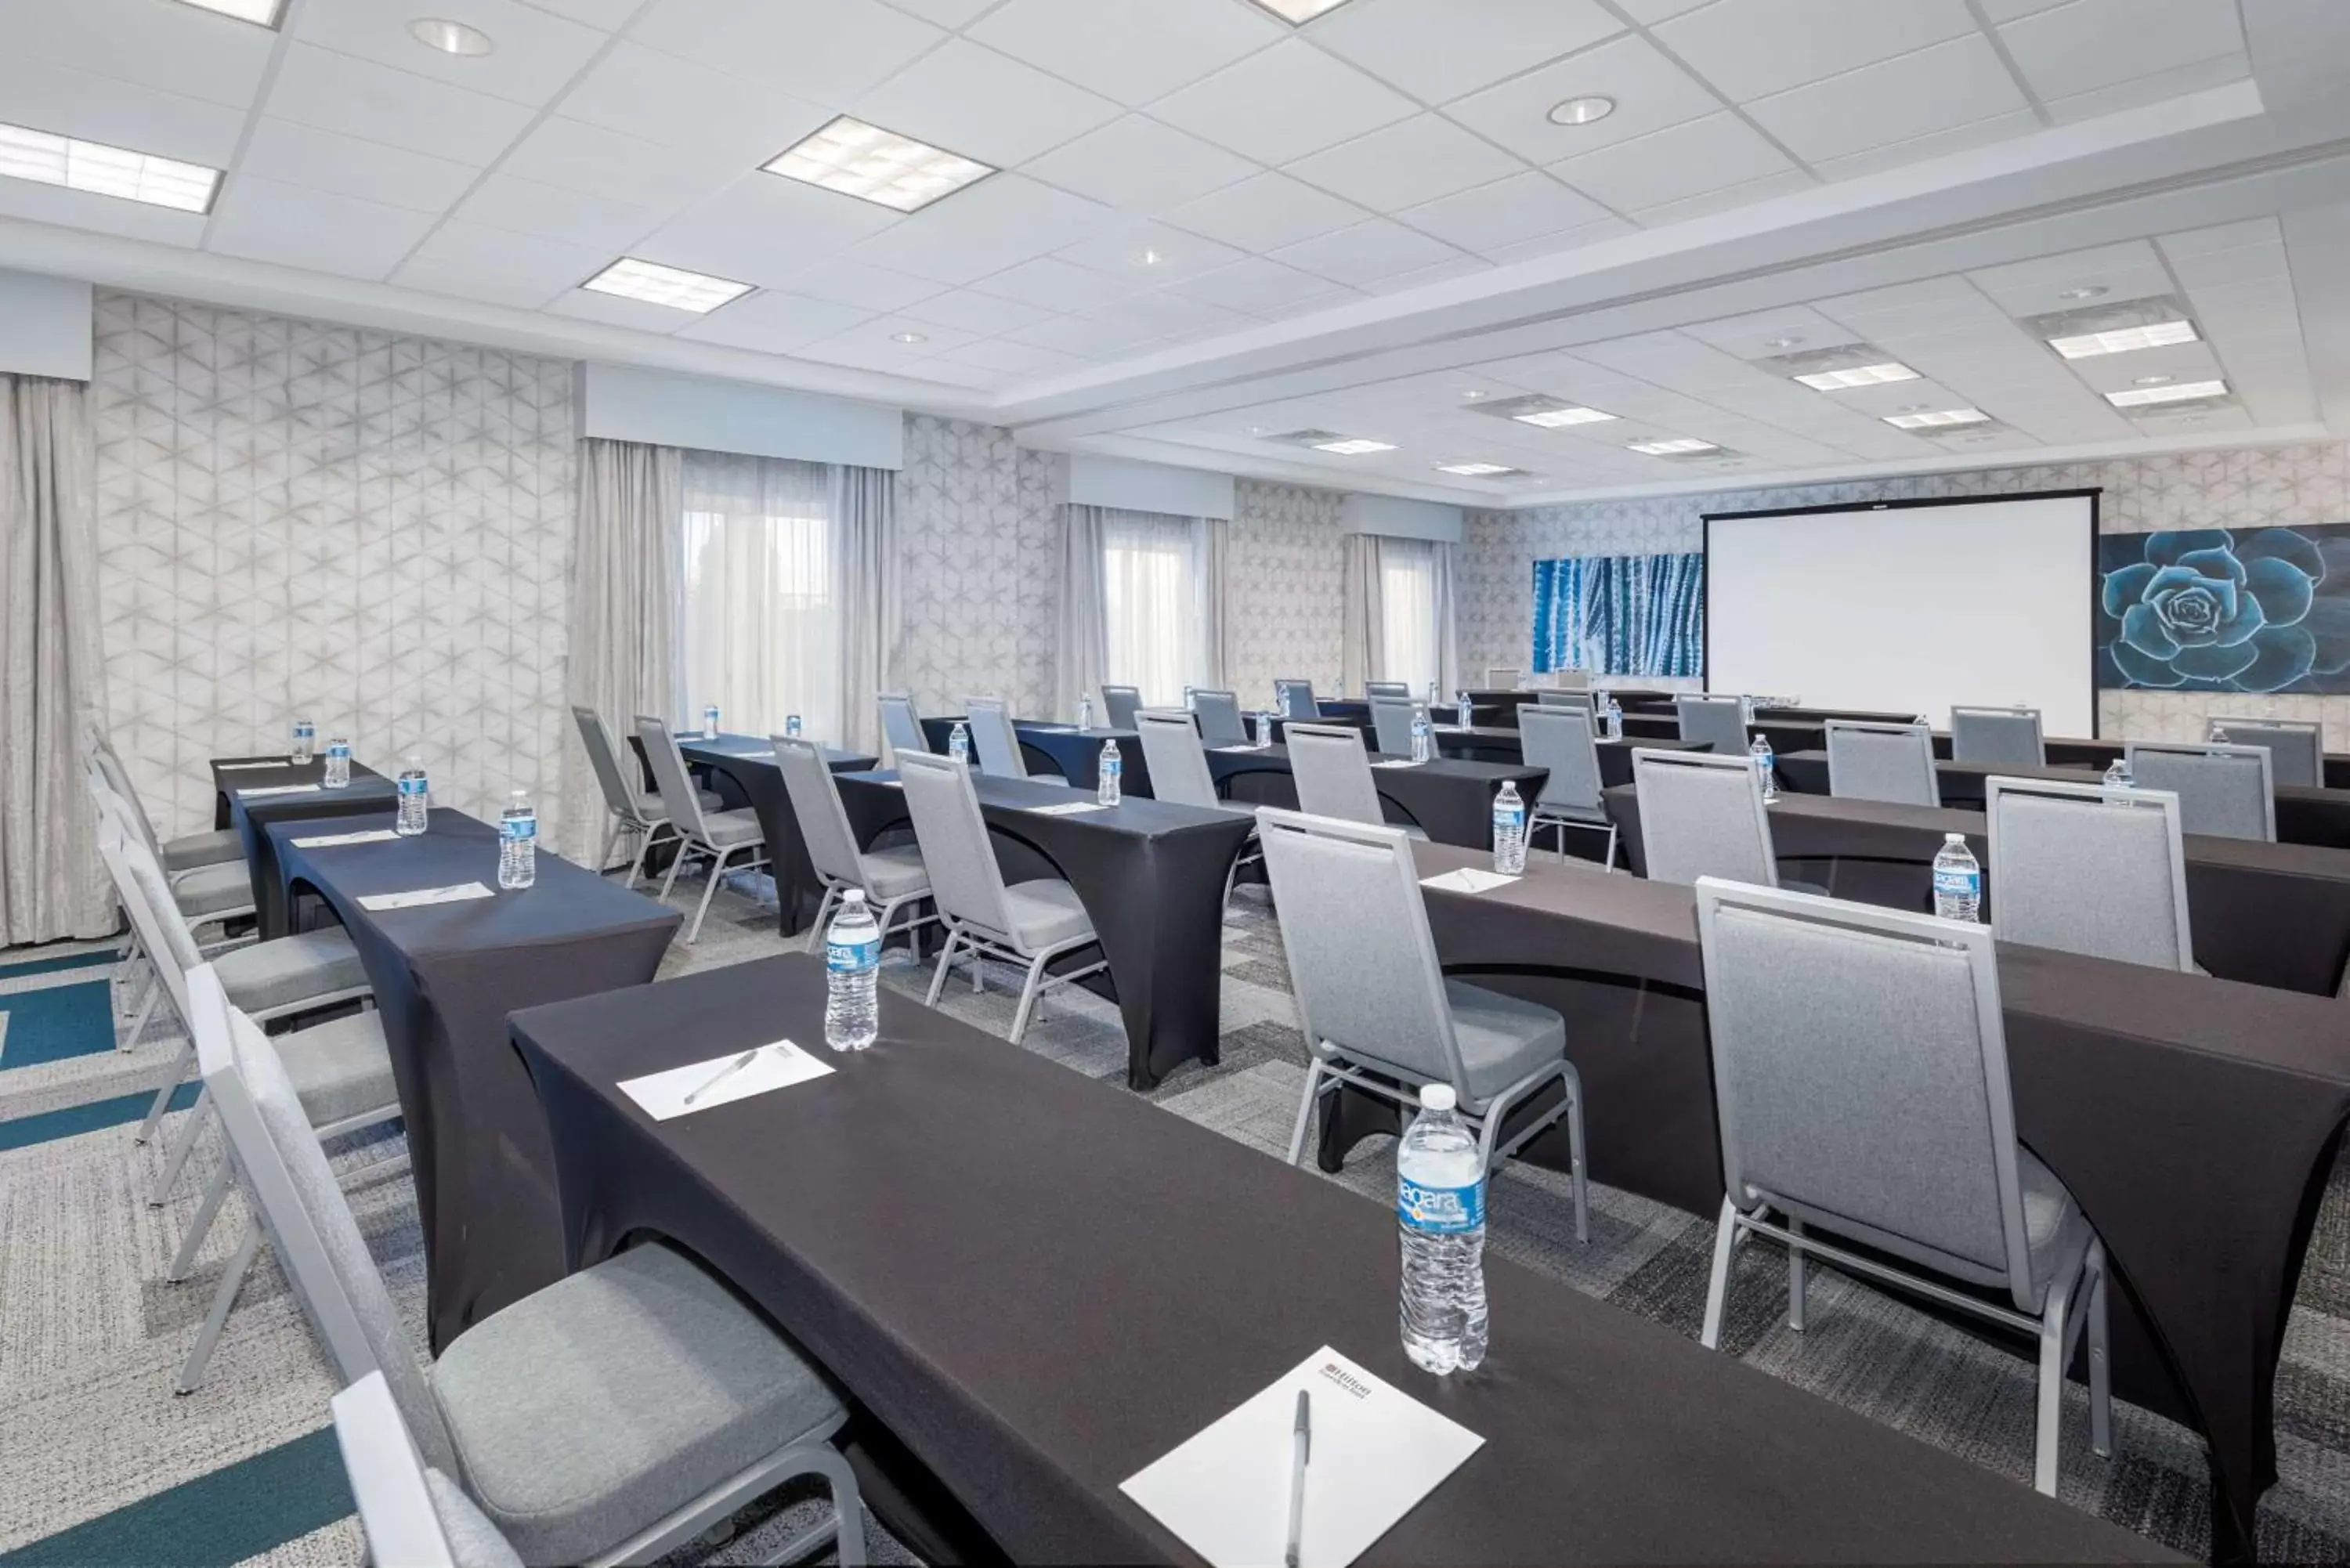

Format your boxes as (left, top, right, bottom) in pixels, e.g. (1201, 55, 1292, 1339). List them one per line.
(1547, 96, 1616, 127)
(1883, 407, 1990, 429)
(763, 116, 994, 214)
(1460, 389, 1487, 400)
(889, 331, 927, 344)
(1438, 462, 1518, 476)
(2058, 285, 2110, 301)
(174, 0, 284, 21)
(580, 258, 752, 314)
(2133, 374, 2175, 387)
(1628, 438, 1719, 455)
(1763, 335, 1802, 350)
(2106, 378, 2229, 408)
(2048, 320, 2199, 359)
(409, 17, 492, 55)
(0, 121, 220, 212)
(1793, 362, 1920, 391)
(1246, 0, 1358, 22)
(1136, 248, 1166, 267)
(1513, 406, 1615, 428)
(1313, 437, 1397, 455)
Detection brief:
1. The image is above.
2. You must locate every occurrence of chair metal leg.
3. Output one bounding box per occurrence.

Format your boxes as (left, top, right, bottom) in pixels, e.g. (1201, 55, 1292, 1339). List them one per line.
(168, 1158, 234, 1281)
(598, 820, 622, 876)
(1701, 1197, 1739, 1349)
(1602, 824, 1619, 873)
(659, 836, 692, 901)
(1008, 952, 1054, 1045)
(1564, 1073, 1589, 1245)
(175, 1216, 260, 1395)
(2034, 1272, 2077, 1496)
(135, 1038, 196, 1146)
(926, 930, 963, 1006)
(815, 1443, 870, 1568)
(1285, 1060, 1328, 1166)
(2088, 1242, 2113, 1458)
(1787, 1217, 1806, 1331)
(121, 976, 161, 1053)
(149, 1088, 212, 1207)
(686, 845, 736, 945)
(624, 826, 654, 890)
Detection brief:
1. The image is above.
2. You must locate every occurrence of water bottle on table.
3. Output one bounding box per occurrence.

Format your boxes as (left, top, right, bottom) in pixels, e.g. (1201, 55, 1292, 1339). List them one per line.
(1411, 707, 1433, 763)
(498, 789, 537, 891)
(702, 703, 720, 738)
(1097, 739, 1123, 806)
(1932, 833, 1980, 923)
(1079, 696, 1094, 731)
(1604, 695, 1623, 739)
(824, 889, 880, 1051)
(291, 718, 314, 764)
(1398, 1084, 1488, 1375)
(785, 714, 802, 739)
(1455, 692, 1473, 729)
(323, 736, 350, 789)
(1748, 732, 1778, 803)
(949, 721, 970, 764)
(1256, 710, 1275, 747)
(1491, 780, 1527, 875)
(2103, 757, 2133, 790)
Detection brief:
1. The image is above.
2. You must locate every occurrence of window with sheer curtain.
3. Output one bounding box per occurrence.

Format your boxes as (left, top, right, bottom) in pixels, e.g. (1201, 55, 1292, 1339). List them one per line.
(678, 451, 840, 742)
(1380, 538, 1441, 698)
(1101, 509, 1208, 706)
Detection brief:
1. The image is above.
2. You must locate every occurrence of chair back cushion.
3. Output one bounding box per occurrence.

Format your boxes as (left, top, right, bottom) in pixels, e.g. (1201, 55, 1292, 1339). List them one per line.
(1988, 781, 2192, 970)
(570, 707, 637, 816)
(1675, 693, 1751, 757)
(1369, 697, 1417, 756)
(1134, 713, 1219, 808)
(632, 717, 710, 837)
(774, 738, 863, 885)
(1519, 706, 1603, 813)
(1535, 690, 1593, 711)
(1274, 680, 1318, 719)
(964, 698, 1029, 779)
(1285, 724, 1385, 828)
(1634, 751, 1775, 887)
(1949, 707, 2043, 768)
(1364, 681, 1410, 699)
(877, 694, 927, 759)
(2207, 717, 2321, 789)
(2126, 742, 2274, 840)
(1484, 667, 1520, 688)
(897, 753, 1014, 936)
(1101, 686, 1143, 729)
(1192, 689, 1249, 746)
(93, 744, 164, 857)
(1824, 721, 1940, 807)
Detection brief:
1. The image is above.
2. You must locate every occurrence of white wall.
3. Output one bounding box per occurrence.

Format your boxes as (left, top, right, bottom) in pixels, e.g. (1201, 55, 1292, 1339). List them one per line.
(0, 269, 92, 380)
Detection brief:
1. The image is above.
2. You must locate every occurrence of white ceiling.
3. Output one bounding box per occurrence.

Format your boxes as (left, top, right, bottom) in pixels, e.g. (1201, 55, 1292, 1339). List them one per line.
(3, 0, 2349, 504)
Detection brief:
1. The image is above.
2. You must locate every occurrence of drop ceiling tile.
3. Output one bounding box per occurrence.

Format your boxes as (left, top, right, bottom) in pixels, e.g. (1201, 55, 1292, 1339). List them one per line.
(1744, 35, 2030, 164)
(2159, 217, 2280, 259)
(1054, 221, 1248, 284)
(1271, 218, 1468, 286)
(900, 289, 1058, 335)
(450, 172, 666, 250)
(1006, 310, 1168, 357)
(627, 0, 945, 104)
(240, 120, 481, 212)
(292, 0, 610, 107)
(394, 222, 611, 308)
(846, 174, 1120, 284)
(1364, 255, 1495, 294)
(876, 0, 998, 26)
(1164, 257, 1352, 315)
(263, 43, 537, 164)
(0, 50, 247, 166)
(967, 255, 1148, 313)
(672, 291, 874, 352)
(546, 287, 704, 334)
(1654, 0, 1978, 103)
(774, 258, 946, 313)
(1978, 0, 2070, 18)
(2041, 52, 2249, 125)
(1550, 114, 1795, 212)
(851, 38, 1123, 169)
(1150, 39, 1419, 166)
(1629, 166, 1822, 225)
(801, 315, 984, 366)
(1022, 117, 1259, 215)
(1964, 240, 2167, 315)
(204, 175, 439, 281)
(16, 0, 275, 110)
(556, 42, 832, 164)
(1997, 0, 2244, 103)
(1159, 172, 1372, 253)
(496, 117, 749, 209)
(2166, 245, 2288, 293)
(1098, 290, 1252, 340)
(1440, 33, 1724, 165)
(1283, 114, 1526, 212)
(0, 176, 205, 246)
(638, 172, 903, 288)
(967, 0, 1285, 108)
(1252, 284, 1375, 321)
(1681, 305, 1853, 359)
(933, 338, 1088, 376)
(1395, 171, 1612, 255)
(1810, 109, 2040, 182)
(1307, 0, 1624, 107)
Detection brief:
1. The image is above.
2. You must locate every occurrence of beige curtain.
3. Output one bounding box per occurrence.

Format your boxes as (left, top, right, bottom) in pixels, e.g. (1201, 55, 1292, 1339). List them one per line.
(832, 464, 898, 755)
(562, 438, 683, 862)
(1, 375, 110, 943)
(1202, 516, 1230, 689)
(1055, 504, 1109, 723)
(1432, 540, 1461, 699)
(1340, 532, 1383, 696)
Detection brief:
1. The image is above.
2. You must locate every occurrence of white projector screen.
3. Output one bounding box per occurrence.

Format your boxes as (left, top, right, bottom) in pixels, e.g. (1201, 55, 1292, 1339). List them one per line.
(1705, 493, 2097, 736)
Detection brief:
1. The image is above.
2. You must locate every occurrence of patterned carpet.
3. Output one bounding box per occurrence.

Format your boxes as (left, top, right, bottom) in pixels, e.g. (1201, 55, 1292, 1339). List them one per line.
(7, 865, 2350, 1564)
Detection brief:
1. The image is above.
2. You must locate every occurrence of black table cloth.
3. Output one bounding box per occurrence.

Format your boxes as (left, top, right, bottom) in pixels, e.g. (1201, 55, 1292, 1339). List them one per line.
(1428, 725, 1715, 783)
(833, 770, 1253, 1088)
(512, 952, 2174, 1567)
(917, 716, 1151, 795)
(1318, 695, 1518, 728)
(210, 755, 398, 938)
(1918, 729, 2350, 788)
(1603, 782, 2350, 995)
(266, 807, 679, 1350)
(1621, 711, 1829, 755)
(1202, 745, 1547, 849)
(677, 736, 879, 937)
(1340, 843, 2350, 1563)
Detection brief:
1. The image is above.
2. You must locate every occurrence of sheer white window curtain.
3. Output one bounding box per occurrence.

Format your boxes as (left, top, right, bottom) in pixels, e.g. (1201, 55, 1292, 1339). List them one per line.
(679, 451, 840, 743)
(1374, 537, 1461, 699)
(1100, 509, 1211, 706)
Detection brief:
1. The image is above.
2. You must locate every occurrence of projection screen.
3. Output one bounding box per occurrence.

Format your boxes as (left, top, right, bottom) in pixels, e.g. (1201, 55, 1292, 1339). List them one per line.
(1704, 493, 2098, 736)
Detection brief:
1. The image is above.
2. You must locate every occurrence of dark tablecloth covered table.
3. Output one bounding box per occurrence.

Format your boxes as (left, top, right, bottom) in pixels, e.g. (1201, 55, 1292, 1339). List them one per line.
(1326, 840, 2350, 1563)
(677, 736, 879, 937)
(1620, 712, 1832, 755)
(1426, 725, 1715, 782)
(833, 770, 1252, 1087)
(1918, 730, 2350, 788)
(917, 716, 1150, 794)
(1317, 695, 1520, 728)
(1603, 782, 2350, 995)
(266, 807, 679, 1350)
(1200, 745, 1546, 848)
(512, 953, 2175, 1567)
(210, 755, 398, 938)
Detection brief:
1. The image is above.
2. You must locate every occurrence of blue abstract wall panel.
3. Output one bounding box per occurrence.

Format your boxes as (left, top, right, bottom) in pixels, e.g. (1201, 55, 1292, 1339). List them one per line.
(2096, 526, 2350, 694)
(1531, 551, 1704, 677)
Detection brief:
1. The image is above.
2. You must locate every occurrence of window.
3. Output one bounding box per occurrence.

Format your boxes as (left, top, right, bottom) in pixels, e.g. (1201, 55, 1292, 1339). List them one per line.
(1101, 509, 1208, 706)
(1380, 538, 1441, 697)
(679, 452, 840, 741)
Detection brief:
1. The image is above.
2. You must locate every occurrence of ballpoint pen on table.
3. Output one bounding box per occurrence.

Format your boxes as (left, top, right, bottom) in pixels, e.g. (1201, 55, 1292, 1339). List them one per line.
(1285, 1389, 1311, 1568)
(682, 1046, 765, 1107)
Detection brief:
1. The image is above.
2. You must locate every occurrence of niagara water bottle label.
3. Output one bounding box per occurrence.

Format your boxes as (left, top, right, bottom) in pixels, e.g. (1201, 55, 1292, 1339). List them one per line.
(1399, 1176, 1485, 1234)
(1933, 863, 1978, 903)
(500, 815, 536, 844)
(826, 935, 880, 972)
(399, 775, 426, 801)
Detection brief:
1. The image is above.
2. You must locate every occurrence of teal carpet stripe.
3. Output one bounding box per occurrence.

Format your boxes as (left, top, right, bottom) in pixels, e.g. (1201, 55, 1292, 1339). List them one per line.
(0, 1428, 349, 1568)
(0, 1082, 201, 1153)
(0, 981, 118, 1070)
(0, 951, 116, 981)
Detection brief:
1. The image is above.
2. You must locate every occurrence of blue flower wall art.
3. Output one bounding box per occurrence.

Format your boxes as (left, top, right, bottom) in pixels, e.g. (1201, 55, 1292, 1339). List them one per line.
(2096, 526, 2350, 693)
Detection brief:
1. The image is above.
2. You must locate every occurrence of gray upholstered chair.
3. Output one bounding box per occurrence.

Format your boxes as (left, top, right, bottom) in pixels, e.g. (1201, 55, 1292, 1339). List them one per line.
(1100, 685, 1143, 730)
(1535, 689, 1595, 711)
(1950, 706, 2045, 768)
(1519, 706, 1617, 869)
(1675, 692, 1752, 757)
(774, 737, 935, 957)
(1364, 681, 1412, 700)
(1285, 722, 1424, 840)
(1136, 710, 1260, 907)
(570, 706, 719, 885)
(877, 693, 929, 761)
(89, 732, 245, 874)
(1545, 669, 1592, 692)
(2207, 716, 2322, 789)
(1369, 695, 1419, 756)
(964, 696, 1065, 785)
(1631, 748, 1777, 888)
(898, 752, 1105, 1044)
(1692, 877, 2112, 1497)
(637, 715, 769, 942)
(1191, 688, 1249, 746)
(2124, 740, 2275, 841)
(1824, 721, 1940, 807)
(1274, 678, 1318, 719)
(1987, 777, 2193, 972)
(1484, 666, 1523, 689)
(90, 743, 255, 927)
(335, 1371, 522, 1568)
(185, 964, 867, 1568)
(1254, 807, 1588, 1241)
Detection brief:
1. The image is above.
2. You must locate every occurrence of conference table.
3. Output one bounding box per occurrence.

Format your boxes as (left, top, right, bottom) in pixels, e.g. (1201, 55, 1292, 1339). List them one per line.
(1202, 744, 1546, 849)
(1423, 724, 1716, 781)
(265, 806, 680, 1351)
(671, 734, 880, 937)
(510, 952, 2174, 1567)
(832, 770, 1253, 1089)
(1325, 840, 2350, 1563)
(917, 716, 1148, 794)
(209, 754, 399, 938)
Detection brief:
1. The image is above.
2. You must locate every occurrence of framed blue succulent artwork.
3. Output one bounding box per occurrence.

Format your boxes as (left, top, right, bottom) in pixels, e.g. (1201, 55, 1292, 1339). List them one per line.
(2095, 526, 2350, 693)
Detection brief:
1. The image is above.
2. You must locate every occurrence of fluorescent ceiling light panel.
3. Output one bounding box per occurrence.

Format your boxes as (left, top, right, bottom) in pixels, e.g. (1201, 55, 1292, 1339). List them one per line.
(764, 117, 994, 214)
(1247, 0, 1358, 21)
(580, 258, 752, 313)
(1513, 406, 1615, 428)
(1628, 438, 1719, 455)
(2048, 320, 2200, 359)
(173, 0, 285, 23)
(1313, 438, 1397, 454)
(0, 122, 219, 212)
(1792, 362, 1919, 390)
(2106, 379, 2229, 407)
(1883, 408, 1990, 429)
(1438, 462, 1519, 476)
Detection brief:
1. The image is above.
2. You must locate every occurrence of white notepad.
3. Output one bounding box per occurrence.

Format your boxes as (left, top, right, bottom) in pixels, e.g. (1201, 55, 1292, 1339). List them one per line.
(290, 829, 401, 849)
(1214, 743, 1272, 753)
(1419, 868, 1519, 894)
(238, 783, 323, 798)
(618, 1039, 834, 1121)
(1026, 800, 1107, 816)
(357, 882, 494, 912)
(216, 760, 291, 771)
(1120, 1346, 1482, 1568)
(1371, 759, 1423, 770)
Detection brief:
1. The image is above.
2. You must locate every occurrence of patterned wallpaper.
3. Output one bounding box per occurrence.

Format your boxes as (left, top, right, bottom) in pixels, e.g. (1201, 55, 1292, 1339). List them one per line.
(1225, 479, 1348, 711)
(1462, 443, 2350, 743)
(91, 292, 575, 840)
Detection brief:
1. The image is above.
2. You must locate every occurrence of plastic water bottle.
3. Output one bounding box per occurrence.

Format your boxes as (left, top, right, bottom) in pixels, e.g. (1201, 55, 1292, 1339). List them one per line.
(498, 789, 537, 891)
(1605, 695, 1624, 739)
(2103, 757, 2134, 792)
(395, 754, 428, 836)
(1398, 1084, 1488, 1376)
(1411, 707, 1433, 763)
(785, 714, 802, 739)
(1492, 779, 1527, 874)
(1455, 692, 1473, 729)
(323, 736, 351, 789)
(1097, 739, 1123, 807)
(949, 721, 970, 764)
(1932, 833, 1980, 923)
(1749, 732, 1778, 803)
(291, 718, 314, 764)
(1184, 685, 1196, 710)
(823, 889, 880, 1052)
(1079, 695, 1094, 731)
(702, 703, 720, 738)
(1426, 681, 1439, 709)
(1256, 710, 1275, 747)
